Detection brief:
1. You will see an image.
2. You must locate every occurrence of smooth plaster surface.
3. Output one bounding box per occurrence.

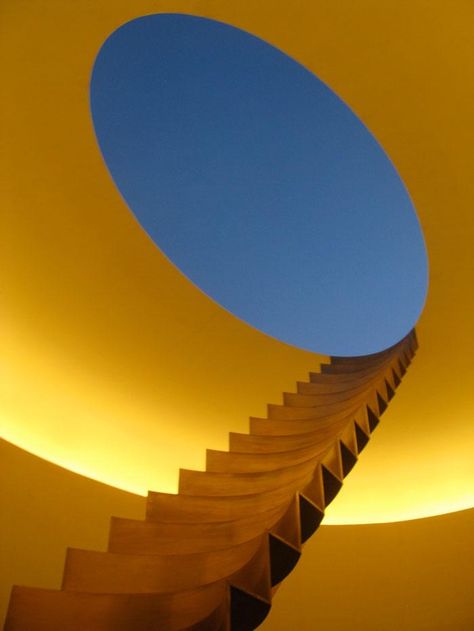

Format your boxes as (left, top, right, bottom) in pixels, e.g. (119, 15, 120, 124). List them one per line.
(1, 439, 473, 628)
(262, 508, 474, 630)
(2, 1, 474, 627)
(2, 0, 473, 525)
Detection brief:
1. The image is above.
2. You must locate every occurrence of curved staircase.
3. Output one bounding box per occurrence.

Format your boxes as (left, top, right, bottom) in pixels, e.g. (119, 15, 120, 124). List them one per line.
(5, 331, 417, 630)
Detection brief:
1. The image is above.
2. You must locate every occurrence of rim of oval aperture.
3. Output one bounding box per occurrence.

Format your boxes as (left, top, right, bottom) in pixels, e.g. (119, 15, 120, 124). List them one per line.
(90, 13, 429, 357)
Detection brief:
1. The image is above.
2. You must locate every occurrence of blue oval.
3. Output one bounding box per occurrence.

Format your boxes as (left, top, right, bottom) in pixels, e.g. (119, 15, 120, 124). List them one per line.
(90, 14, 428, 356)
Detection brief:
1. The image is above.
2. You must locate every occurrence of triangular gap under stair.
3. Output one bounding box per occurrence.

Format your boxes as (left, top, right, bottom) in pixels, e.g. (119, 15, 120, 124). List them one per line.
(298, 494, 324, 543)
(391, 360, 402, 384)
(321, 443, 343, 481)
(229, 586, 271, 631)
(398, 358, 407, 376)
(339, 441, 358, 477)
(384, 379, 395, 401)
(392, 368, 401, 387)
(270, 495, 301, 550)
(376, 391, 388, 415)
(354, 422, 370, 453)
(301, 468, 325, 512)
(340, 422, 358, 457)
(321, 465, 343, 507)
(354, 405, 371, 436)
(367, 406, 380, 433)
(268, 534, 301, 586)
(229, 534, 272, 610)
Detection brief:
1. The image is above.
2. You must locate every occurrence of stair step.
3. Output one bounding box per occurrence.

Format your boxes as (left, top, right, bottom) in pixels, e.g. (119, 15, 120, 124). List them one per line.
(250, 412, 361, 436)
(267, 384, 385, 420)
(109, 507, 285, 555)
(146, 485, 302, 523)
(6, 583, 226, 631)
(63, 538, 263, 594)
(178, 459, 323, 497)
(206, 442, 330, 474)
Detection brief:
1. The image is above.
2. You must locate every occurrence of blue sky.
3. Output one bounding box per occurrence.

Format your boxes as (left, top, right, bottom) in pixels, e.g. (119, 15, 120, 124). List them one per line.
(90, 13, 428, 356)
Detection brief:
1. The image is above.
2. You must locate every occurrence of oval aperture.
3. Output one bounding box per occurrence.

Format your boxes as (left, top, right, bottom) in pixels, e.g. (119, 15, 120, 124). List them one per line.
(90, 14, 428, 356)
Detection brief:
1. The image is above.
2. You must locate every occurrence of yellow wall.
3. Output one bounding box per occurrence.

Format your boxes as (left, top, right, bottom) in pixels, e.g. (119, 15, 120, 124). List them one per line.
(2, 439, 473, 628)
(2, 1, 474, 626)
(263, 508, 474, 630)
(1, 0, 327, 497)
(2, 0, 473, 522)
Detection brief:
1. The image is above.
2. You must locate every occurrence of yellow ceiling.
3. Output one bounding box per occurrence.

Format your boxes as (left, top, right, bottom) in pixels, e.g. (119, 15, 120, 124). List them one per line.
(1, 0, 473, 524)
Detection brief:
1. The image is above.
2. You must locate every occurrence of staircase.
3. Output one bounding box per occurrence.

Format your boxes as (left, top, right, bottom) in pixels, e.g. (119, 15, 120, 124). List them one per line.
(4, 331, 417, 630)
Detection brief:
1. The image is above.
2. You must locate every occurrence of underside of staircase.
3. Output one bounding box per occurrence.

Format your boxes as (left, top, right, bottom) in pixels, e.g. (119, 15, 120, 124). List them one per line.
(4, 331, 417, 630)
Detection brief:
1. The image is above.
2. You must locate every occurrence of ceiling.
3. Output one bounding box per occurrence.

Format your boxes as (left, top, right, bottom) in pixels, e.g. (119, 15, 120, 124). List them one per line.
(1, 0, 473, 531)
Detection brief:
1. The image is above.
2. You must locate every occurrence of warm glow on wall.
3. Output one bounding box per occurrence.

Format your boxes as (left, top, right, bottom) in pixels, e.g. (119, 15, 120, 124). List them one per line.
(1, 0, 473, 527)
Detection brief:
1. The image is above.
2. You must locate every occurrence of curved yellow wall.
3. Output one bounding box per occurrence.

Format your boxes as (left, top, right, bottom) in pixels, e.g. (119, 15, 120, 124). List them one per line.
(2, 439, 472, 628)
(1, 0, 473, 523)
